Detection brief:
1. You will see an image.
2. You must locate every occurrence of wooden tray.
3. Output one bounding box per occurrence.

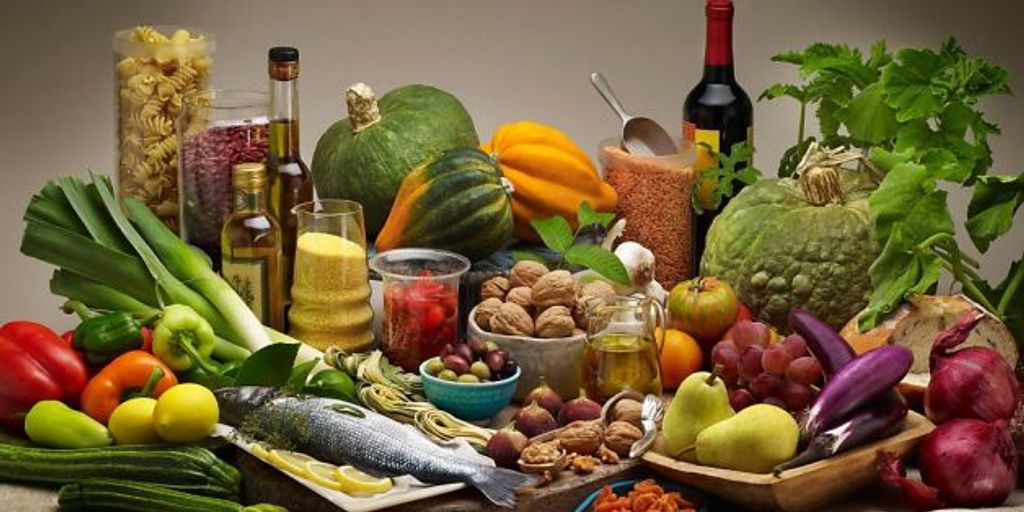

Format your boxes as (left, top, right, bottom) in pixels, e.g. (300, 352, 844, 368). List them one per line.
(642, 411, 934, 512)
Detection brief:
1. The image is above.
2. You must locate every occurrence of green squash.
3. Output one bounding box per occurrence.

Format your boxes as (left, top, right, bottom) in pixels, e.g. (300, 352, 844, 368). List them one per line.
(311, 83, 479, 236)
(376, 148, 513, 261)
(701, 167, 879, 330)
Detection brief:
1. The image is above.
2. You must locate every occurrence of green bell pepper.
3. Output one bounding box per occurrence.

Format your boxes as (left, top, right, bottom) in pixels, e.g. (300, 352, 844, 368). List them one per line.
(24, 401, 111, 449)
(152, 305, 218, 372)
(304, 369, 357, 403)
(73, 312, 147, 365)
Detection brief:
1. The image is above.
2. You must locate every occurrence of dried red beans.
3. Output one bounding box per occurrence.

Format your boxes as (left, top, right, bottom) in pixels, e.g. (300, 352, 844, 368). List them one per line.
(180, 123, 268, 265)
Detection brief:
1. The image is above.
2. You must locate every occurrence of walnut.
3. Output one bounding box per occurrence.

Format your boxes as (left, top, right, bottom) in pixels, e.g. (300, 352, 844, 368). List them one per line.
(506, 286, 533, 311)
(509, 260, 549, 288)
(573, 294, 606, 329)
(474, 298, 504, 331)
(597, 444, 620, 464)
(490, 302, 534, 337)
(569, 454, 600, 474)
(572, 328, 586, 338)
(604, 421, 643, 457)
(480, 276, 511, 302)
(579, 281, 617, 302)
(535, 306, 575, 339)
(612, 399, 643, 429)
(557, 421, 603, 455)
(531, 270, 576, 308)
(520, 440, 562, 464)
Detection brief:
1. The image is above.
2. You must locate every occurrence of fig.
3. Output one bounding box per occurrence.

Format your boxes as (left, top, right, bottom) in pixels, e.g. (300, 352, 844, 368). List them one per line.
(558, 389, 602, 426)
(486, 423, 528, 469)
(443, 354, 470, 375)
(455, 343, 474, 363)
(469, 339, 490, 359)
(525, 377, 563, 418)
(513, 401, 557, 438)
(485, 349, 508, 374)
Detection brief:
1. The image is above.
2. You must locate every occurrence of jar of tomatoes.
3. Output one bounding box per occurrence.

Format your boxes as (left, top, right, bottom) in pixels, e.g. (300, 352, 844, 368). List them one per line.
(370, 249, 470, 372)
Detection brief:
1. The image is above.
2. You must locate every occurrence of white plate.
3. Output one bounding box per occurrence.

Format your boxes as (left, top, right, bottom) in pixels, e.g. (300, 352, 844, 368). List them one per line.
(215, 424, 471, 512)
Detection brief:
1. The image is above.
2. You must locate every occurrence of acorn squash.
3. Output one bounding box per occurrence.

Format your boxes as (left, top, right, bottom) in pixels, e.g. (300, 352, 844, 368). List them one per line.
(376, 148, 514, 261)
(311, 83, 478, 237)
(482, 121, 617, 242)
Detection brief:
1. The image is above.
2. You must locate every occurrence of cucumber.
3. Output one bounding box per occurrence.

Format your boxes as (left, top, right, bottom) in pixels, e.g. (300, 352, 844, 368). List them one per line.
(58, 479, 289, 512)
(0, 444, 239, 498)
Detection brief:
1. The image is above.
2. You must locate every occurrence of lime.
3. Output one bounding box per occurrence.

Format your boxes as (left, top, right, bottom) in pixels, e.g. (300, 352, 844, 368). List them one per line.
(336, 465, 393, 495)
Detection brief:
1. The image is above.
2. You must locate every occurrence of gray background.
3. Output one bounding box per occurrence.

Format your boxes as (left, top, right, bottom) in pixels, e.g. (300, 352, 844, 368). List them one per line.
(1, 0, 1022, 328)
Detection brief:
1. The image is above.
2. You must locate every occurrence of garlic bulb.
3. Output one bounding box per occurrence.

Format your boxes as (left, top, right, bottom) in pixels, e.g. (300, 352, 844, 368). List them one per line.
(614, 242, 655, 288)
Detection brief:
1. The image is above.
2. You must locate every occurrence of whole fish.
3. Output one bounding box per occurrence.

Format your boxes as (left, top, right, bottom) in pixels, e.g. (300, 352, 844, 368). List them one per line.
(215, 386, 534, 507)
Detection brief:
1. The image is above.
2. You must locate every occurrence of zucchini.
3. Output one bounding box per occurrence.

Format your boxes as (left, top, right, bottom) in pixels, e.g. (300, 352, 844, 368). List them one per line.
(0, 444, 239, 498)
(59, 479, 291, 512)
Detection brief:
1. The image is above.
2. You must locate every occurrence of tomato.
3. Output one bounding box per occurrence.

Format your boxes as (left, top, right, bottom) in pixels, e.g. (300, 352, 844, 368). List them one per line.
(657, 328, 704, 390)
(423, 304, 446, 331)
(667, 277, 740, 346)
(381, 277, 460, 372)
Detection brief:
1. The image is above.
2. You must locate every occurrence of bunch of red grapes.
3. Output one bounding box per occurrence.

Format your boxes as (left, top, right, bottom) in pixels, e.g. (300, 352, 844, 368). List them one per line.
(710, 319, 824, 413)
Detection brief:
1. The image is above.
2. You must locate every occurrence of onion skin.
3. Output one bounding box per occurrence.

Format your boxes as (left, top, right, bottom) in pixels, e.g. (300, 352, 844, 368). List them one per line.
(925, 313, 1020, 424)
(919, 419, 1018, 508)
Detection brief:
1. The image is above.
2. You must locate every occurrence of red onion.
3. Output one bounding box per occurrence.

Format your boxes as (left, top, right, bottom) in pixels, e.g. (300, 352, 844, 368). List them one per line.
(880, 419, 1018, 510)
(925, 313, 1020, 424)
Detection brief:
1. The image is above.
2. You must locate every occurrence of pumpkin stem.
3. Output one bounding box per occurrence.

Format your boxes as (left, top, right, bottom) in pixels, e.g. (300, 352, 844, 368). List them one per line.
(800, 166, 845, 206)
(346, 82, 381, 133)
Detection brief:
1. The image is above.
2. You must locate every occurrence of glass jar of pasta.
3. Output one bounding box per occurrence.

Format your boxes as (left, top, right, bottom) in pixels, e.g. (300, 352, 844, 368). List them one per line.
(113, 25, 215, 232)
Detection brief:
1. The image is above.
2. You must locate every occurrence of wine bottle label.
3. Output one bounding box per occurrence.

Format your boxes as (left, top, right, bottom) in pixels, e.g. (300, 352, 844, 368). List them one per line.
(221, 257, 269, 323)
(684, 121, 721, 171)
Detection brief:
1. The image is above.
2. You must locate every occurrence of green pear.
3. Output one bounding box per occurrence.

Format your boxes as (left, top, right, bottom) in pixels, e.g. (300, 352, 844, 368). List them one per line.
(660, 367, 734, 461)
(696, 403, 799, 473)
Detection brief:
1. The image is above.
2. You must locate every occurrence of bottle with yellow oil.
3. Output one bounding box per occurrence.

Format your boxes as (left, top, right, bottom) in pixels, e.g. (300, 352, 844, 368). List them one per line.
(583, 296, 665, 401)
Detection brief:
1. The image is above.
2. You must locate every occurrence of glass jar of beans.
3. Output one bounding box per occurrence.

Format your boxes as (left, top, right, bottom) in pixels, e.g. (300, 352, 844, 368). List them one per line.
(178, 90, 268, 268)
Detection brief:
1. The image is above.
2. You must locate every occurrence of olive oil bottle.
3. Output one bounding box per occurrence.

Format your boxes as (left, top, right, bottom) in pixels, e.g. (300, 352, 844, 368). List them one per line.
(221, 163, 285, 330)
(267, 47, 313, 301)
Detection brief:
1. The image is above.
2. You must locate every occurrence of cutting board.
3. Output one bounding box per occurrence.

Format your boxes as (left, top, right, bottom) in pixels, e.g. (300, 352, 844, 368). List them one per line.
(237, 448, 644, 512)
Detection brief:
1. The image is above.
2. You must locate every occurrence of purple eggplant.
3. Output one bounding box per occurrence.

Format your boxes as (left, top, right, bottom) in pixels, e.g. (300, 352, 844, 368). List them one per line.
(775, 395, 908, 474)
(800, 346, 913, 441)
(789, 308, 856, 376)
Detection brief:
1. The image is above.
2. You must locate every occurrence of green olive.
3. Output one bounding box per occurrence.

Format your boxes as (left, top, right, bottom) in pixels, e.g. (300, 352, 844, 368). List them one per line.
(424, 357, 445, 376)
(457, 374, 480, 384)
(470, 361, 492, 381)
(438, 369, 458, 381)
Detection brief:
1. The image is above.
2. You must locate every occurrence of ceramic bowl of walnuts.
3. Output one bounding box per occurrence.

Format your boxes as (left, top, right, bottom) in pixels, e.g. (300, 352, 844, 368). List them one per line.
(468, 261, 619, 401)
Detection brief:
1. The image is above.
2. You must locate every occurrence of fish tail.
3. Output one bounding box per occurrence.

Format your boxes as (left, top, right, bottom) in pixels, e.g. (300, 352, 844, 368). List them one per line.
(467, 466, 537, 508)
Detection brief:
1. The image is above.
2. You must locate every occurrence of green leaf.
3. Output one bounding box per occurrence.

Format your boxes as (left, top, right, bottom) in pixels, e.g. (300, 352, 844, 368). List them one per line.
(840, 83, 899, 144)
(693, 141, 760, 214)
(234, 343, 300, 386)
(510, 249, 551, 264)
(869, 162, 954, 245)
(881, 47, 948, 122)
(859, 224, 944, 330)
(778, 138, 816, 178)
(577, 201, 615, 229)
(759, 84, 807, 102)
(966, 174, 1024, 252)
(57, 177, 132, 254)
(866, 40, 892, 71)
(564, 245, 630, 285)
(816, 100, 845, 140)
(530, 215, 574, 253)
(286, 359, 318, 390)
(918, 148, 970, 182)
(868, 147, 915, 172)
(992, 259, 1024, 340)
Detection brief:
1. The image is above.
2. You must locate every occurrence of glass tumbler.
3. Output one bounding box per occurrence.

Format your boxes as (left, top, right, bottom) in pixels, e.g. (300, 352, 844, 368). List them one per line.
(288, 200, 374, 353)
(178, 90, 268, 266)
(370, 249, 471, 372)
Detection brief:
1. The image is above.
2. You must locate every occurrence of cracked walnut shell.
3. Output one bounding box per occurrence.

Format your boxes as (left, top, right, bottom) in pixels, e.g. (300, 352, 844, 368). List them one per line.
(509, 260, 549, 288)
(506, 286, 533, 310)
(535, 306, 575, 339)
(490, 302, 534, 337)
(474, 298, 504, 331)
(604, 421, 643, 457)
(531, 270, 576, 308)
(557, 421, 604, 455)
(480, 276, 511, 302)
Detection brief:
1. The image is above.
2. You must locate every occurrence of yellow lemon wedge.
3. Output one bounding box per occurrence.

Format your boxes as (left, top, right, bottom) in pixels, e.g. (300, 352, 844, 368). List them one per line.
(267, 449, 315, 478)
(305, 460, 344, 491)
(336, 465, 393, 495)
(249, 442, 271, 461)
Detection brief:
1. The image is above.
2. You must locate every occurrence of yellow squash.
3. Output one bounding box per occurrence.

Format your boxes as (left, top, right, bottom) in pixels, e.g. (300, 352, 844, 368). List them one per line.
(482, 121, 617, 242)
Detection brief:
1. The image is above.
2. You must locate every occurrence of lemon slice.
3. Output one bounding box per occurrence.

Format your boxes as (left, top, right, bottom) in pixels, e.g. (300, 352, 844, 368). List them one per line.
(267, 449, 315, 478)
(336, 465, 393, 495)
(249, 442, 271, 461)
(305, 460, 344, 491)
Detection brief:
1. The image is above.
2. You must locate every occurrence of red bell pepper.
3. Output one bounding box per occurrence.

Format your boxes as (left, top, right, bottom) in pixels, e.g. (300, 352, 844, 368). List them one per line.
(0, 321, 89, 429)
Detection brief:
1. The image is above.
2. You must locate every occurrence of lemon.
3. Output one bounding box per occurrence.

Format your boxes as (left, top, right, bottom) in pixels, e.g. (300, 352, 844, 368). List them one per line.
(153, 383, 219, 443)
(267, 450, 315, 478)
(305, 460, 344, 491)
(336, 465, 392, 495)
(108, 398, 161, 445)
(249, 442, 271, 461)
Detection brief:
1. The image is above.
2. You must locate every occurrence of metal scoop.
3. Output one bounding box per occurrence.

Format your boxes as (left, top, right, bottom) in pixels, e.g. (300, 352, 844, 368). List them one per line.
(591, 71, 678, 157)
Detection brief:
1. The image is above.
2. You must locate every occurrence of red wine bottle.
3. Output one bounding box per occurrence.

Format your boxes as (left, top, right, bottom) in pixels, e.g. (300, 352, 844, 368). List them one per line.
(684, 0, 752, 267)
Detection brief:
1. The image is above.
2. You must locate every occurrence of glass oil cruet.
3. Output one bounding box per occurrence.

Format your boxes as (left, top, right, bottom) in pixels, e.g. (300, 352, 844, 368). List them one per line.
(583, 296, 665, 402)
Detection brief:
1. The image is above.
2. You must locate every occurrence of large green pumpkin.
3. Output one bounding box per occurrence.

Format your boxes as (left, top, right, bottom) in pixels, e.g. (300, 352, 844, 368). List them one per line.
(701, 167, 879, 331)
(376, 148, 514, 261)
(311, 83, 479, 236)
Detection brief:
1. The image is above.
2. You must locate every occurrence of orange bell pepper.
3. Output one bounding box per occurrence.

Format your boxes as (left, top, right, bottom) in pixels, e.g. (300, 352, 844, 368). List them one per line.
(81, 350, 177, 424)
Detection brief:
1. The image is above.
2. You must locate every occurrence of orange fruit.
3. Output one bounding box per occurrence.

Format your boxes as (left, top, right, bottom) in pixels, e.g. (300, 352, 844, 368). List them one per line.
(657, 328, 704, 390)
